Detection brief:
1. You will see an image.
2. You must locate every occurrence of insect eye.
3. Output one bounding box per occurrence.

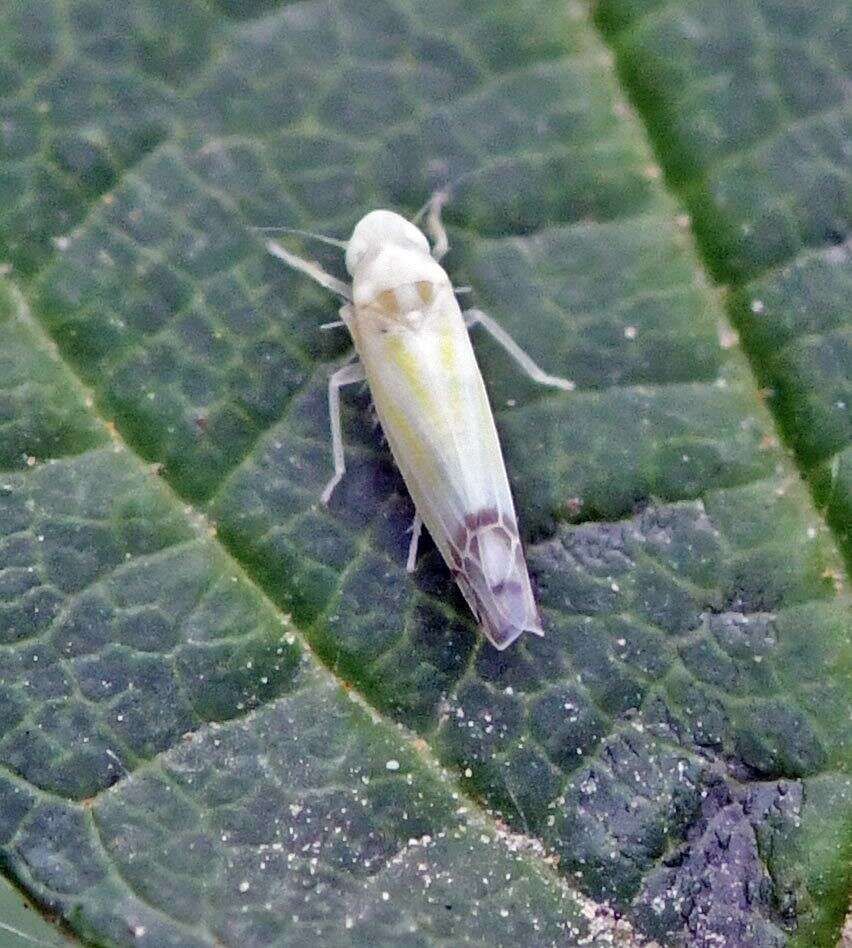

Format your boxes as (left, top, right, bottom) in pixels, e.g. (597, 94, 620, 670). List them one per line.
(376, 289, 401, 315)
(373, 282, 437, 319)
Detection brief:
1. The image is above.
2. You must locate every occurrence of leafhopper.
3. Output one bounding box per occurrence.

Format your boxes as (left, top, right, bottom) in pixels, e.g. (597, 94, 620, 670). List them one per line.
(266, 198, 574, 650)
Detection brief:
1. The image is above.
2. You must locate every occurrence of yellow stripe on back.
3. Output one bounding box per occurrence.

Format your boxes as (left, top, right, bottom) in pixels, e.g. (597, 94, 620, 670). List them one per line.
(376, 399, 431, 477)
(439, 326, 456, 376)
(439, 325, 469, 435)
(384, 332, 432, 409)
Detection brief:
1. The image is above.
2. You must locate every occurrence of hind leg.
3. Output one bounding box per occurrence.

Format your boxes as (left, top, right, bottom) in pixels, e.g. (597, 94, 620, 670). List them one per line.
(406, 513, 423, 573)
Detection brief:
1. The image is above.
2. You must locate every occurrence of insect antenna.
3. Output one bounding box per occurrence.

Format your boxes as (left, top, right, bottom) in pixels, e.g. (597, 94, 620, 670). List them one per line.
(265, 239, 352, 301)
(250, 226, 348, 250)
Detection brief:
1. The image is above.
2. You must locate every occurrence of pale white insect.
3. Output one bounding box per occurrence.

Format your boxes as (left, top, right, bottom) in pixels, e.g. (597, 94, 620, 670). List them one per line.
(266, 197, 574, 650)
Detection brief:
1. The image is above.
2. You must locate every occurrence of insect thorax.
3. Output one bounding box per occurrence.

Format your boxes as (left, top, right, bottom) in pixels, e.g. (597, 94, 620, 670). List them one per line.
(351, 283, 436, 335)
(351, 242, 450, 322)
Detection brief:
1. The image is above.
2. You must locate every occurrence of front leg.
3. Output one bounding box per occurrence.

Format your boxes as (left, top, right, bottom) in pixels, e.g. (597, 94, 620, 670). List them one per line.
(322, 361, 366, 504)
(424, 190, 450, 263)
(413, 189, 451, 263)
(463, 308, 575, 392)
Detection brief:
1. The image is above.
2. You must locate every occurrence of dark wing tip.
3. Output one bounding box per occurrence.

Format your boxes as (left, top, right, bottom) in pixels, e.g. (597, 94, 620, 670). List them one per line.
(487, 623, 545, 651)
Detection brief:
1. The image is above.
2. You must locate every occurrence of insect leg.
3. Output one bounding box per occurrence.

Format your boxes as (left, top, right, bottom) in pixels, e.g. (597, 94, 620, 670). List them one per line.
(463, 308, 576, 392)
(405, 513, 423, 573)
(423, 190, 450, 263)
(266, 239, 352, 301)
(322, 361, 367, 504)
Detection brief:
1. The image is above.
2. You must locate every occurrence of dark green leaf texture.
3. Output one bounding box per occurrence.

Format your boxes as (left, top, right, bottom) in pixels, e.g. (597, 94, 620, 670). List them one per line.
(594, 0, 852, 561)
(0, 1, 849, 946)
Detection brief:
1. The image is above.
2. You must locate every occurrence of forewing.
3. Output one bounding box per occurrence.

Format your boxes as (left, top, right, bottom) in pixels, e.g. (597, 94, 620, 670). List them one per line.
(353, 285, 542, 648)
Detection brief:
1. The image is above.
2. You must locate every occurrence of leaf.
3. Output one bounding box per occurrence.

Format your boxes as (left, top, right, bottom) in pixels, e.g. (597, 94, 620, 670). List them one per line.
(594, 0, 852, 563)
(0, 875, 69, 948)
(0, 2, 849, 947)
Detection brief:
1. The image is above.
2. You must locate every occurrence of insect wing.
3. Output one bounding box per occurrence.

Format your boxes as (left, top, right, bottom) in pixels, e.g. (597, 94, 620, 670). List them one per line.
(353, 284, 543, 649)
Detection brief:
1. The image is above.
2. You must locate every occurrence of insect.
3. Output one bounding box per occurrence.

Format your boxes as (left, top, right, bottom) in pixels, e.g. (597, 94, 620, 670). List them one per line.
(266, 196, 574, 650)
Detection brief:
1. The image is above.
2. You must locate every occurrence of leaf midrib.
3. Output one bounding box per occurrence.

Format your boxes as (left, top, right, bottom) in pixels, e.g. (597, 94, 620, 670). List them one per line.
(4, 2, 846, 938)
(4, 280, 621, 928)
(587, 8, 849, 572)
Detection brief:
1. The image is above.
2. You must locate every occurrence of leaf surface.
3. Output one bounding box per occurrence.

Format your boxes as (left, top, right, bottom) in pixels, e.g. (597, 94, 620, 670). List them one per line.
(0, 1, 849, 945)
(595, 0, 852, 561)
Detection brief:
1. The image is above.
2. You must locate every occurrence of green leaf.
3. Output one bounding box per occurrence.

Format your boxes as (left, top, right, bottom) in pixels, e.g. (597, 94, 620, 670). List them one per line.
(0, 2, 849, 947)
(0, 875, 69, 947)
(595, 0, 852, 563)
